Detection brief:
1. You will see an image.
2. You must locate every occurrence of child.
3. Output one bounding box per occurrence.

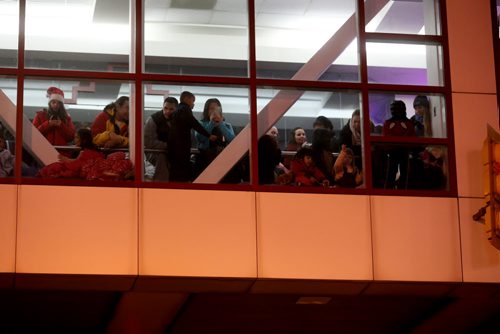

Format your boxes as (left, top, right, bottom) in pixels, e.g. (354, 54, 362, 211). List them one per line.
(39, 128, 104, 178)
(0, 135, 14, 177)
(291, 147, 329, 187)
(334, 145, 362, 188)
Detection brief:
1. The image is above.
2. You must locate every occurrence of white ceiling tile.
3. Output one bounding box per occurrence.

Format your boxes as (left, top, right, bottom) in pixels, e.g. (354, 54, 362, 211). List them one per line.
(145, 0, 171, 7)
(214, 0, 247, 12)
(145, 7, 166, 21)
(307, 0, 356, 16)
(165, 8, 212, 24)
(211, 11, 248, 26)
(259, 0, 310, 15)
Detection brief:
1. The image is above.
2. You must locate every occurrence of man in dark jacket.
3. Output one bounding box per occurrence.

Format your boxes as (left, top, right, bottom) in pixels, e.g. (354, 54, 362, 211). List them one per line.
(168, 91, 216, 182)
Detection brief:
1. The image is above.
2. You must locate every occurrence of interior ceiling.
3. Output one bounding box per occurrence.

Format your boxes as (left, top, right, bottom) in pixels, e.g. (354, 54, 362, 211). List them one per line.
(0, 0, 431, 120)
(1, 282, 500, 333)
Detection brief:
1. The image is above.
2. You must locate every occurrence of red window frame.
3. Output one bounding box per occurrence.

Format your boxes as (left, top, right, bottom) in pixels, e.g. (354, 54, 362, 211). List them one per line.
(0, 0, 457, 197)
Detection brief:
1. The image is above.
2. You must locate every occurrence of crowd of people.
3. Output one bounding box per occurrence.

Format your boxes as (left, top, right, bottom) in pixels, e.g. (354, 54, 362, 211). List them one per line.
(0, 86, 446, 189)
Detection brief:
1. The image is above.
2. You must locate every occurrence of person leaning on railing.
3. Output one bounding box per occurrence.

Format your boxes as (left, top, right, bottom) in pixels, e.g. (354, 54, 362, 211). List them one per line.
(91, 96, 129, 149)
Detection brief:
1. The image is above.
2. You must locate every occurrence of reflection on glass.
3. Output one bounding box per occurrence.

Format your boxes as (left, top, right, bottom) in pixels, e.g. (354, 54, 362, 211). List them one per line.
(0, 77, 17, 178)
(22, 78, 134, 180)
(255, 0, 359, 82)
(0, 0, 19, 67)
(142, 84, 249, 184)
(257, 88, 363, 188)
(25, 0, 131, 72)
(371, 143, 448, 190)
(144, 0, 248, 77)
(366, 0, 441, 35)
(366, 42, 443, 86)
(369, 92, 447, 138)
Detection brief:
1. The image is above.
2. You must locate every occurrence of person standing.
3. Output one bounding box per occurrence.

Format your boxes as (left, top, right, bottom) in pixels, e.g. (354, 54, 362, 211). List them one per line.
(167, 91, 216, 182)
(144, 96, 178, 181)
(33, 86, 76, 155)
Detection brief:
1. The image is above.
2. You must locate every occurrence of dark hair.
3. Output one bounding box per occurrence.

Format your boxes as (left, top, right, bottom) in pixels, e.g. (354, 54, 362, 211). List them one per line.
(77, 128, 96, 150)
(164, 96, 179, 106)
(295, 146, 314, 160)
(288, 127, 305, 145)
(313, 116, 333, 131)
(202, 98, 222, 121)
(390, 100, 407, 118)
(47, 100, 68, 122)
(413, 95, 430, 109)
(180, 91, 195, 104)
(352, 109, 360, 118)
(104, 96, 129, 134)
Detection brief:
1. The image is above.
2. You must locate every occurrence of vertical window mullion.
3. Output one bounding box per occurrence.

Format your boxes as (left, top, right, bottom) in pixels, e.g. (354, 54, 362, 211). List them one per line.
(15, 0, 25, 183)
(358, 0, 373, 191)
(248, 0, 258, 189)
(134, 0, 143, 187)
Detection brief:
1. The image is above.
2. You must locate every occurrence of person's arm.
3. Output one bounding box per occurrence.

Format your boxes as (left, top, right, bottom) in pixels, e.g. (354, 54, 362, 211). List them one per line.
(196, 120, 214, 150)
(219, 122, 235, 142)
(144, 117, 167, 150)
(59, 115, 76, 142)
(91, 112, 112, 146)
(33, 112, 51, 135)
(184, 109, 211, 138)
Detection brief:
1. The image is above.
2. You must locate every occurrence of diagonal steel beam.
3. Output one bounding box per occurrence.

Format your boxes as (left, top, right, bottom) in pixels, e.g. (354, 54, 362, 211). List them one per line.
(0, 90, 58, 166)
(195, 0, 390, 184)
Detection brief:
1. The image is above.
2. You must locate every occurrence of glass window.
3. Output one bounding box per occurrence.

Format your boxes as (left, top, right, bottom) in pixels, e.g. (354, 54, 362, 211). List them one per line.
(0, 76, 17, 178)
(257, 88, 364, 188)
(369, 92, 447, 138)
(144, 0, 248, 77)
(23, 78, 135, 181)
(143, 83, 250, 184)
(371, 143, 449, 190)
(366, 0, 441, 35)
(0, 0, 18, 68)
(366, 42, 444, 86)
(255, 0, 359, 82)
(25, 0, 131, 72)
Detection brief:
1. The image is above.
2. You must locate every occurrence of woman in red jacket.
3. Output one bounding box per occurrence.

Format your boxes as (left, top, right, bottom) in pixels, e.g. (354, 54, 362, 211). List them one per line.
(32, 87, 76, 152)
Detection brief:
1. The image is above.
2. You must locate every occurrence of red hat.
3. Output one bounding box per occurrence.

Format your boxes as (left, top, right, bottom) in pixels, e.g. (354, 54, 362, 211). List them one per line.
(46, 86, 65, 103)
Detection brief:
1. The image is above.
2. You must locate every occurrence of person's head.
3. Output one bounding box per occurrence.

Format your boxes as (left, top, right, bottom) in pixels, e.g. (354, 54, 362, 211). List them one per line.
(202, 98, 222, 121)
(114, 96, 129, 122)
(46, 86, 67, 119)
(296, 146, 314, 167)
(289, 127, 306, 146)
(351, 109, 361, 133)
(342, 147, 354, 167)
(313, 116, 333, 131)
(390, 100, 407, 118)
(267, 126, 279, 139)
(75, 128, 95, 150)
(413, 95, 430, 117)
(312, 127, 332, 150)
(163, 96, 178, 119)
(180, 91, 195, 109)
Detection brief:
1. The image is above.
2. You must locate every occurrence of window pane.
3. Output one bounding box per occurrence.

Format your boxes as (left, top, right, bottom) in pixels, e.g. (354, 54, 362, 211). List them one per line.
(144, 0, 248, 77)
(143, 83, 250, 184)
(369, 92, 447, 138)
(371, 143, 449, 190)
(25, 0, 131, 72)
(24, 78, 135, 181)
(0, 0, 18, 68)
(366, 42, 443, 86)
(256, 0, 359, 82)
(257, 88, 364, 188)
(0, 77, 17, 178)
(366, 0, 441, 35)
